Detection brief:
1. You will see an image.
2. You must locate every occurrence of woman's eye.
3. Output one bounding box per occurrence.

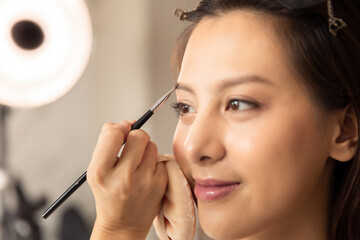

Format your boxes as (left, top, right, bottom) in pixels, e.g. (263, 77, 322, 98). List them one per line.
(226, 99, 257, 111)
(171, 102, 195, 116)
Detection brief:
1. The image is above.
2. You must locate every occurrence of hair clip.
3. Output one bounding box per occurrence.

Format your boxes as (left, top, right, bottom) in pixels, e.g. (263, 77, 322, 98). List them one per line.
(277, 0, 346, 36)
(174, 8, 188, 21)
(327, 0, 347, 36)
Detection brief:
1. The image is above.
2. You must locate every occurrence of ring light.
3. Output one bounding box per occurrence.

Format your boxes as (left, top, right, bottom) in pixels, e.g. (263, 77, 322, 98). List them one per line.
(0, 0, 93, 108)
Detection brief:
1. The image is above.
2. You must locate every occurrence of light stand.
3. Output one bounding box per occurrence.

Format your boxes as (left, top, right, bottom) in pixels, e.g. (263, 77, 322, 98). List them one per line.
(0, 0, 93, 239)
(0, 105, 48, 240)
(0, 104, 9, 239)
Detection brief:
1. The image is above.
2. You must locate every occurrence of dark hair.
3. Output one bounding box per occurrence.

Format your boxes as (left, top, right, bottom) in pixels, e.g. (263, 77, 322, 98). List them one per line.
(171, 1, 360, 239)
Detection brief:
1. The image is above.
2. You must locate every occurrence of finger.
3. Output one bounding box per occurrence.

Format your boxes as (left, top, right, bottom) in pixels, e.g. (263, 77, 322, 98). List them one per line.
(137, 141, 158, 175)
(157, 154, 172, 163)
(117, 129, 150, 173)
(154, 161, 168, 191)
(89, 121, 131, 174)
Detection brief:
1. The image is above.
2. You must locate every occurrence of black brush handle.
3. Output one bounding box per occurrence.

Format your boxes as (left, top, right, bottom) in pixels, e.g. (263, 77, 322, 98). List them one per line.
(42, 110, 154, 219)
(131, 110, 153, 130)
(42, 172, 87, 219)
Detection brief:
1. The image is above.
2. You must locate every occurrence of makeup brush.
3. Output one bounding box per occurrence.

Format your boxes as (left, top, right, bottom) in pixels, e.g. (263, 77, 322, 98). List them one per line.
(42, 86, 176, 219)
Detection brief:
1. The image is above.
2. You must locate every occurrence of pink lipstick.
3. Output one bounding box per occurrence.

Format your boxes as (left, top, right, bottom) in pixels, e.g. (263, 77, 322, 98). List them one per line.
(194, 178, 240, 201)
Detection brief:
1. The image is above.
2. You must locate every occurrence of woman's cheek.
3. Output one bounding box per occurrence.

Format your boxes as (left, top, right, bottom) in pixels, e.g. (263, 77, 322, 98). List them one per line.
(173, 125, 193, 187)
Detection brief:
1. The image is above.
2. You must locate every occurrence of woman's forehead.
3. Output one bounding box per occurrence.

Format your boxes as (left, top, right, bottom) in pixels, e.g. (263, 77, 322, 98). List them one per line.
(178, 10, 299, 91)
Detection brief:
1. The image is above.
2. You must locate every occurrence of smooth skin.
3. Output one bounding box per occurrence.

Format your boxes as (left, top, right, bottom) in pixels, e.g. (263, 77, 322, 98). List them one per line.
(88, 121, 167, 240)
(173, 10, 357, 240)
(88, 9, 358, 240)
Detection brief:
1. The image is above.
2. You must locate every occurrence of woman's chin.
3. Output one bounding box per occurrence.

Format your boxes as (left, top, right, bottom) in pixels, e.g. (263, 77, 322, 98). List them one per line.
(198, 211, 236, 239)
(200, 223, 238, 240)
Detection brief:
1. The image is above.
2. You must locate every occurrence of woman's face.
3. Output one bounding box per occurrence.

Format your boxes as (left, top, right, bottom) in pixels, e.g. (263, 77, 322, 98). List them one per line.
(173, 10, 335, 239)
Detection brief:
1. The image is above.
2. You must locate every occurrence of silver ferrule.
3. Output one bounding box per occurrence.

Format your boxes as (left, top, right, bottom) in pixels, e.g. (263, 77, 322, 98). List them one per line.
(150, 86, 176, 113)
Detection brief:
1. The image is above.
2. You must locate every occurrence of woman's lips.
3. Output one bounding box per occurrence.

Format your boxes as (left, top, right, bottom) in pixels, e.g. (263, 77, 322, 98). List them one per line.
(194, 178, 241, 201)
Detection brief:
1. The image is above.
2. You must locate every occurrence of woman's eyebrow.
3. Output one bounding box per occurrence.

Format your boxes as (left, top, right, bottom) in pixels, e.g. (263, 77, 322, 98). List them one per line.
(217, 75, 274, 92)
(176, 75, 273, 95)
(175, 83, 195, 95)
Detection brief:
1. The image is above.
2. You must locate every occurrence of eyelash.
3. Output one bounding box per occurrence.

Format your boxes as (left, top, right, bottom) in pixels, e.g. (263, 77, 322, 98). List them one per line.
(171, 99, 259, 117)
(171, 102, 192, 117)
(225, 99, 259, 111)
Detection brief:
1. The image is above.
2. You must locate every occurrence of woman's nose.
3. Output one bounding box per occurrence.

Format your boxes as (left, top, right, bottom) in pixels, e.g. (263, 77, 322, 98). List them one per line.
(183, 113, 226, 164)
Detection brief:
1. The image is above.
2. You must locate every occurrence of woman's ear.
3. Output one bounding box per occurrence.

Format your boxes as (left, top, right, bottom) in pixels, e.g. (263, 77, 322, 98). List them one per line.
(329, 104, 358, 162)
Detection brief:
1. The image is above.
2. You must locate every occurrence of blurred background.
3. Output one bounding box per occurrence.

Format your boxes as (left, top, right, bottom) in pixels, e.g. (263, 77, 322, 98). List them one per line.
(0, 0, 206, 239)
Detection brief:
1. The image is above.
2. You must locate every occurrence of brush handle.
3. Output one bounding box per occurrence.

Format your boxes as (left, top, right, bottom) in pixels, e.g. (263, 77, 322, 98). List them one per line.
(131, 110, 153, 130)
(42, 109, 154, 219)
(42, 172, 87, 219)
